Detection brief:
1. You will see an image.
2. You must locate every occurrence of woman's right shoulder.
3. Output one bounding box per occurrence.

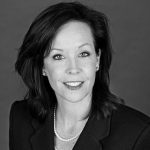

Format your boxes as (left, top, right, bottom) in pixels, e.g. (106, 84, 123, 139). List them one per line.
(10, 100, 28, 113)
(11, 99, 27, 107)
(10, 100, 32, 121)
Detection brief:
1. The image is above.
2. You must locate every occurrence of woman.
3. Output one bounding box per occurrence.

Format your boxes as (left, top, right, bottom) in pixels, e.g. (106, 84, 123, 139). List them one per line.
(9, 2, 150, 150)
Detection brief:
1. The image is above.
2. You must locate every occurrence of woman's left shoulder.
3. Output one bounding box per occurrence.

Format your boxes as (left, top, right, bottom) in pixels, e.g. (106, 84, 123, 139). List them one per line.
(108, 104, 150, 148)
(110, 103, 150, 139)
(112, 103, 150, 126)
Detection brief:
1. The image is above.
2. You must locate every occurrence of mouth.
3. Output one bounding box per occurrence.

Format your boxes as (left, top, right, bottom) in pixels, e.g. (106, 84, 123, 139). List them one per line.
(63, 81, 84, 90)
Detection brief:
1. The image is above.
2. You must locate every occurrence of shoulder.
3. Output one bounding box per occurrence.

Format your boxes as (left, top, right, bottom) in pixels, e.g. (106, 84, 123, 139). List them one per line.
(112, 104, 150, 126)
(10, 100, 29, 115)
(9, 100, 32, 125)
(10, 100, 28, 112)
(9, 100, 34, 149)
(107, 104, 150, 149)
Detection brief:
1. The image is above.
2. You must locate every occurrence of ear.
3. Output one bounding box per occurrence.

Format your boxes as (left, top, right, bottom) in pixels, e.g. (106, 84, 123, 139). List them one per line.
(96, 49, 101, 65)
(42, 67, 47, 76)
(42, 70, 46, 76)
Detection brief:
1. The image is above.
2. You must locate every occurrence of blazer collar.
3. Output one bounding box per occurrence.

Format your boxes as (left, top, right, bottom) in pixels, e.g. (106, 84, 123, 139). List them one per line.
(73, 112, 111, 150)
(30, 109, 111, 150)
(30, 108, 54, 150)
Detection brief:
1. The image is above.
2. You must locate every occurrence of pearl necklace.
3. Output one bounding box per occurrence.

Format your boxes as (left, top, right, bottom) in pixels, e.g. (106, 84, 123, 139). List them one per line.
(54, 107, 83, 142)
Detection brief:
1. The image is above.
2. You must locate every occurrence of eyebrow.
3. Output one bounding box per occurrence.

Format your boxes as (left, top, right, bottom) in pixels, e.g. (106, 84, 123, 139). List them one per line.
(50, 48, 63, 52)
(51, 43, 92, 51)
(79, 43, 92, 48)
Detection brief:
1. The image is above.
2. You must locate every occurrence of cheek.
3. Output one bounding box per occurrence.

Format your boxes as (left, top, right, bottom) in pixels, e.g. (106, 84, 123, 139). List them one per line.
(45, 62, 65, 90)
(81, 59, 96, 77)
(46, 71, 61, 92)
(44, 63, 63, 88)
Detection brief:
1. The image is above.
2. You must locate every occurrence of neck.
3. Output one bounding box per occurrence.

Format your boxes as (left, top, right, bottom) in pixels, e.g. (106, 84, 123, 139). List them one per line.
(56, 94, 92, 126)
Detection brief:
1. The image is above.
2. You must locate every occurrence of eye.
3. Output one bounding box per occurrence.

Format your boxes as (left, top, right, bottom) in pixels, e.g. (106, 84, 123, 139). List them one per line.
(52, 54, 64, 60)
(79, 51, 90, 57)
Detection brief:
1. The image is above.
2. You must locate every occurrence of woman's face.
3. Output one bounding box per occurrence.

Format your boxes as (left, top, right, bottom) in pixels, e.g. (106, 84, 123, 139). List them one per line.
(43, 21, 100, 103)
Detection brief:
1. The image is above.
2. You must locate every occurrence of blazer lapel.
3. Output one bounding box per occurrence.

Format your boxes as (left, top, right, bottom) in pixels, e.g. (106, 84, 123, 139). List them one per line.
(30, 108, 54, 150)
(73, 113, 111, 150)
(30, 108, 111, 150)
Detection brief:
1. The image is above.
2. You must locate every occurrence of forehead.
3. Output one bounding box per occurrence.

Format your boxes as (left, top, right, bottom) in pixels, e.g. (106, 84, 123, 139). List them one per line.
(51, 21, 94, 49)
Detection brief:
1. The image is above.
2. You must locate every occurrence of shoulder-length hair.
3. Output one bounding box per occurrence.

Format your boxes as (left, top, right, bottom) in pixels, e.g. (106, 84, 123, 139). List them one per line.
(15, 1, 123, 122)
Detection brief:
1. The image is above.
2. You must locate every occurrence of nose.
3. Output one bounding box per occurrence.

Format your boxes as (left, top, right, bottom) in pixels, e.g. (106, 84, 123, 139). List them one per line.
(66, 58, 81, 75)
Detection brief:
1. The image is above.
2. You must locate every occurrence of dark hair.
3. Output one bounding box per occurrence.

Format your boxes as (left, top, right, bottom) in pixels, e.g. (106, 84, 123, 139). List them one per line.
(15, 1, 123, 121)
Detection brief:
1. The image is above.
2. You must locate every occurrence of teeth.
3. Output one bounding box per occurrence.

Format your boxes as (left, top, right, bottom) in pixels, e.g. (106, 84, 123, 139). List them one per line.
(65, 81, 82, 86)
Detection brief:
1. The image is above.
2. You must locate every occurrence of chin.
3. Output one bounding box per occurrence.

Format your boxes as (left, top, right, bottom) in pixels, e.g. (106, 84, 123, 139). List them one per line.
(62, 91, 91, 104)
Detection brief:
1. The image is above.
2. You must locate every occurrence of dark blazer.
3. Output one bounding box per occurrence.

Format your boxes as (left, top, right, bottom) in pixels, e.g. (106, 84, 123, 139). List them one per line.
(9, 100, 150, 150)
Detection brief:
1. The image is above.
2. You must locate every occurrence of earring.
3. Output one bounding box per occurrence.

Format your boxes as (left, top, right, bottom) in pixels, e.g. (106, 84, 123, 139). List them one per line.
(96, 64, 99, 71)
(42, 70, 46, 76)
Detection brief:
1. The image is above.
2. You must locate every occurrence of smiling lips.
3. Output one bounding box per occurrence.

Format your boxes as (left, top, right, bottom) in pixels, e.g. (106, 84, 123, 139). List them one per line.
(63, 81, 84, 90)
